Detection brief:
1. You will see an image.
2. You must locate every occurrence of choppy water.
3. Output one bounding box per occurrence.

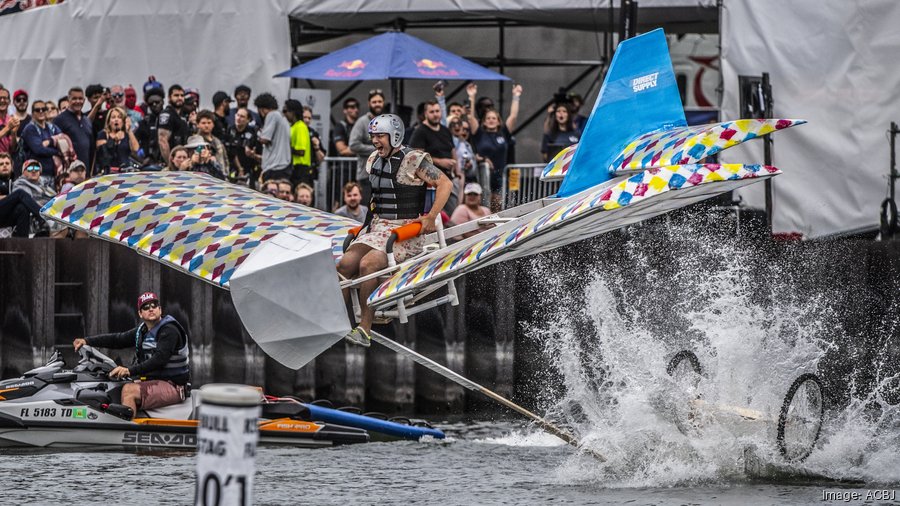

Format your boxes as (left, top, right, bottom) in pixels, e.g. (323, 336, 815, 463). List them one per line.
(2, 420, 896, 505)
(523, 218, 900, 492)
(4, 218, 900, 505)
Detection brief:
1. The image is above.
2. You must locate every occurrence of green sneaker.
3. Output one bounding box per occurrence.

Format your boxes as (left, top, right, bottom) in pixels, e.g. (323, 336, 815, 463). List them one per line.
(344, 327, 371, 347)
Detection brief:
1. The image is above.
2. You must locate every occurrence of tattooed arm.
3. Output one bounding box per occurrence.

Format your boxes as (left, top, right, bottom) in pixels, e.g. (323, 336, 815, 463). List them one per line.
(414, 159, 453, 233)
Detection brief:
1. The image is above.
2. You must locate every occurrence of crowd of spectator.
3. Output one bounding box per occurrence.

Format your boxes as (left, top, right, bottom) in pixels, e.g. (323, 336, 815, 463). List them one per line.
(0, 76, 588, 238)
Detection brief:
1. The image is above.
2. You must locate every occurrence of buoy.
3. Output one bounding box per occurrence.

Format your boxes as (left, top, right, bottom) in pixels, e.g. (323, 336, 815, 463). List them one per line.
(195, 384, 262, 506)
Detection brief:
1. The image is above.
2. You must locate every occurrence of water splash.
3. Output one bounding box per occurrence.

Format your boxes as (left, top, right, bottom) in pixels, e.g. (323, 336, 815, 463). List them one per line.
(524, 217, 900, 486)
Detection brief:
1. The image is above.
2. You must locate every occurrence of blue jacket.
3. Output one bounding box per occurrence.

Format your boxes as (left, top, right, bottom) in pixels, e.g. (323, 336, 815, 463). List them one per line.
(21, 121, 61, 177)
(54, 109, 93, 170)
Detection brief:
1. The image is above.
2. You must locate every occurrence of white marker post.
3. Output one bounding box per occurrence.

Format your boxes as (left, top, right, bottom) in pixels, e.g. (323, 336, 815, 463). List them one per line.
(195, 384, 262, 506)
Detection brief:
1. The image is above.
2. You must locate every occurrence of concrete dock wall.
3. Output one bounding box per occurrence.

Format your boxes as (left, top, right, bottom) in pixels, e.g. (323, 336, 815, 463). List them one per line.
(2, 236, 898, 414)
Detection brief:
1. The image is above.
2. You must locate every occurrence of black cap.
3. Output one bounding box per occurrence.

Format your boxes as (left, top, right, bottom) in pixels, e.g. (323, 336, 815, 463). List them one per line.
(212, 91, 233, 107)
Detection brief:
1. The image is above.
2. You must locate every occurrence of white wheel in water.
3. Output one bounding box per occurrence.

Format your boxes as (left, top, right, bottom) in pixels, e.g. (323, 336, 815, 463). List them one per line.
(777, 373, 825, 462)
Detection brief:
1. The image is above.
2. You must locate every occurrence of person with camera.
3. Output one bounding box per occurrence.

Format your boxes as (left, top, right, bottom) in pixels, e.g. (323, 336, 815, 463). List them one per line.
(541, 102, 581, 163)
(158, 85, 190, 164)
(183, 88, 200, 132)
(95, 107, 140, 174)
(165, 146, 191, 172)
(225, 107, 261, 188)
(195, 110, 229, 174)
(134, 88, 165, 166)
(183, 135, 225, 180)
(85, 84, 110, 142)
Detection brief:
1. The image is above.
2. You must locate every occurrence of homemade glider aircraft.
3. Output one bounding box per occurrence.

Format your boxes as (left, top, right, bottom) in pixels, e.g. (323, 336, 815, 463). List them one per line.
(42, 29, 804, 453)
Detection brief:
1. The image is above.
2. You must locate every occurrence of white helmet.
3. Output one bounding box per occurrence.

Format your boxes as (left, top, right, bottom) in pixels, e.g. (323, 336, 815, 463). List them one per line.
(368, 114, 404, 148)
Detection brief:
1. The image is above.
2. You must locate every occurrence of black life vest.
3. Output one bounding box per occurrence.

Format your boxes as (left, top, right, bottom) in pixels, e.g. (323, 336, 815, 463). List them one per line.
(135, 315, 190, 380)
(368, 147, 427, 220)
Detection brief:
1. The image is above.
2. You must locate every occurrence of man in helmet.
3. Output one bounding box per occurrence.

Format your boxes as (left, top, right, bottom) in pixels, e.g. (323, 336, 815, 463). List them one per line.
(338, 114, 452, 347)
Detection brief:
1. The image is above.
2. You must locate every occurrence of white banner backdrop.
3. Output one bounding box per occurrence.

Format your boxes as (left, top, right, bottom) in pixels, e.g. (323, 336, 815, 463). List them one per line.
(721, 0, 900, 237)
(0, 0, 292, 112)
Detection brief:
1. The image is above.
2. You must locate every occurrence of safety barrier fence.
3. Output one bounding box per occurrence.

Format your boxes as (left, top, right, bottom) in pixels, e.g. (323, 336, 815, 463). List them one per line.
(500, 163, 560, 208)
(319, 157, 359, 212)
(321, 158, 559, 211)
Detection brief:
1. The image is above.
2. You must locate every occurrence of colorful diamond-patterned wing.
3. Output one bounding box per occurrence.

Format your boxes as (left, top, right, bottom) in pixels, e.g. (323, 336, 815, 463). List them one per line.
(539, 119, 803, 183)
(609, 119, 805, 173)
(41, 172, 358, 288)
(369, 163, 780, 308)
(539, 143, 578, 181)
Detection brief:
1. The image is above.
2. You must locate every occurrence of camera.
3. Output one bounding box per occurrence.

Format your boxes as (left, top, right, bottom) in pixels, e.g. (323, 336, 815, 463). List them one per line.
(552, 87, 568, 105)
(195, 146, 204, 154)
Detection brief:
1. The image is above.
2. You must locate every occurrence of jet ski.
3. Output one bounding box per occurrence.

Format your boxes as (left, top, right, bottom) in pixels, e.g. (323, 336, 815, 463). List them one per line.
(0, 346, 368, 449)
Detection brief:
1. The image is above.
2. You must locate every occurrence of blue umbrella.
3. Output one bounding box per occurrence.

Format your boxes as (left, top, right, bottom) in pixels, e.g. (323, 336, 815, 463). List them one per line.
(275, 32, 510, 81)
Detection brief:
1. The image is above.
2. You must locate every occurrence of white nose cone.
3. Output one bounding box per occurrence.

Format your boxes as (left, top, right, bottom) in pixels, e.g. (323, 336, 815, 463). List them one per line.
(229, 228, 351, 370)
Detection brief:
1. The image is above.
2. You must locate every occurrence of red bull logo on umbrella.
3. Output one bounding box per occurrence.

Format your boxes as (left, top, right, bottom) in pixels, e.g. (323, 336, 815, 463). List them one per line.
(414, 59, 459, 77)
(326, 59, 367, 78)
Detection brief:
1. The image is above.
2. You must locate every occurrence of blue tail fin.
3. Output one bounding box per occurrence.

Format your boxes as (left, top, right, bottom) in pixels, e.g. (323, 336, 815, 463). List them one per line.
(557, 28, 687, 197)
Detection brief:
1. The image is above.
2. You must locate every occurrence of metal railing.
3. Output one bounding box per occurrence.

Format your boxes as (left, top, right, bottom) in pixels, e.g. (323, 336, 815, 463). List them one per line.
(500, 163, 560, 209)
(320, 157, 359, 212)
(320, 158, 559, 212)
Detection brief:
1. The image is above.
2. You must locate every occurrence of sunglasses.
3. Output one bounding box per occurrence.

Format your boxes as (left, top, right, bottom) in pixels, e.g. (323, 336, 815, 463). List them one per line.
(112, 92, 124, 98)
(14, 96, 28, 102)
(25, 165, 41, 172)
(33, 107, 47, 113)
(346, 103, 359, 109)
(140, 301, 159, 311)
(368, 89, 383, 98)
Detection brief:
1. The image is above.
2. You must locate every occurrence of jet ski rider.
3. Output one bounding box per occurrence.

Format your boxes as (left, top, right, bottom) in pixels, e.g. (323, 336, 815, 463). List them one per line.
(339, 114, 452, 347)
(72, 292, 190, 418)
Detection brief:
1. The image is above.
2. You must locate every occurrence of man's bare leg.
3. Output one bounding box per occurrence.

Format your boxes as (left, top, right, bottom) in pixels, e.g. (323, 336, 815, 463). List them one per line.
(356, 249, 389, 333)
(120, 383, 141, 418)
(337, 243, 371, 310)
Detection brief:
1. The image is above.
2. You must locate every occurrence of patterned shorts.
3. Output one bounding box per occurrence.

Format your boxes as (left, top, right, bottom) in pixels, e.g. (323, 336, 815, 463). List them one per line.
(353, 217, 424, 263)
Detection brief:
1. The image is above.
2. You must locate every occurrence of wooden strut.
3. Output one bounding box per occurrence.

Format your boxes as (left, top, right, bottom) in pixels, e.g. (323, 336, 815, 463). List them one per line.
(369, 330, 606, 462)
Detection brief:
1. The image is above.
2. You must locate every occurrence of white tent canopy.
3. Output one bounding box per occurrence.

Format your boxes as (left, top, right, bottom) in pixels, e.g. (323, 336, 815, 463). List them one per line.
(287, 0, 718, 33)
(721, 0, 900, 237)
(0, 0, 292, 112)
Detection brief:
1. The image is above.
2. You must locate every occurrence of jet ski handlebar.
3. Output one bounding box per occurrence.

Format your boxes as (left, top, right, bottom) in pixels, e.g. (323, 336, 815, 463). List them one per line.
(76, 345, 119, 373)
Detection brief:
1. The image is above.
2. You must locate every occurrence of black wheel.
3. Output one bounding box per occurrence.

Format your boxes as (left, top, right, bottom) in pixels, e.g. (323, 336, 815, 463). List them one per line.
(667, 350, 702, 378)
(777, 373, 824, 462)
(666, 350, 703, 436)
